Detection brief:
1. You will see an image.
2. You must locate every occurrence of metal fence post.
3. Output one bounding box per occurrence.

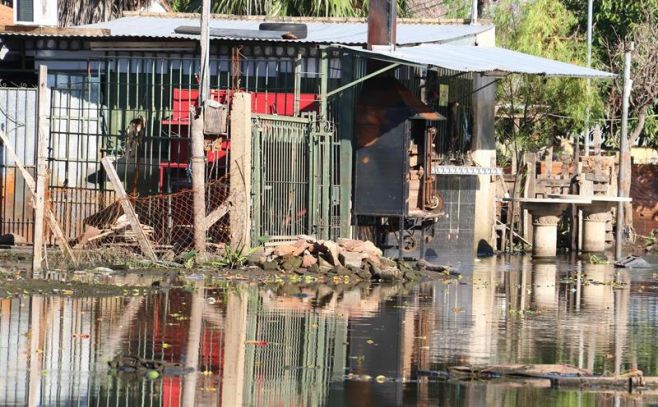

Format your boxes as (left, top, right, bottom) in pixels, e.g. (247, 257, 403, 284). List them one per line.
(251, 120, 261, 244)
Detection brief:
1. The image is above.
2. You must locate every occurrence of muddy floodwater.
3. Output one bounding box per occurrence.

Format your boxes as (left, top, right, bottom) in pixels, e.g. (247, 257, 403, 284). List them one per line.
(1, 255, 658, 406)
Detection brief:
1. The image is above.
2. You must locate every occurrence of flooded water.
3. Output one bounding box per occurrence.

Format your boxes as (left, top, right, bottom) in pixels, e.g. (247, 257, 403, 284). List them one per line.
(2, 255, 658, 406)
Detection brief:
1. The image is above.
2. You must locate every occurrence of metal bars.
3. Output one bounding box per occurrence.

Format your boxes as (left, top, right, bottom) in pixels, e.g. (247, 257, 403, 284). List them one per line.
(40, 52, 329, 242)
(251, 113, 339, 243)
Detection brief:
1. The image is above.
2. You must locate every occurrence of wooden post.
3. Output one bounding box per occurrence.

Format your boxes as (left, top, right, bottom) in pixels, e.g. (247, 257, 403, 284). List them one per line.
(32, 65, 49, 276)
(191, 107, 207, 259)
(27, 296, 43, 405)
(0, 131, 76, 264)
(523, 152, 536, 245)
(101, 157, 157, 261)
(615, 43, 633, 261)
(293, 53, 302, 116)
(229, 93, 252, 247)
(190, 0, 210, 261)
(199, 0, 210, 103)
(182, 280, 204, 407)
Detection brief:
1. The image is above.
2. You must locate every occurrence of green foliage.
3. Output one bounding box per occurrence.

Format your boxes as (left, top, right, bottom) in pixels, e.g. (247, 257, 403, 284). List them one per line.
(437, 0, 472, 18)
(171, 0, 412, 17)
(588, 254, 608, 264)
(181, 250, 198, 269)
(643, 114, 658, 148)
(564, 0, 658, 44)
(563, 0, 658, 148)
(213, 244, 257, 268)
(490, 0, 601, 166)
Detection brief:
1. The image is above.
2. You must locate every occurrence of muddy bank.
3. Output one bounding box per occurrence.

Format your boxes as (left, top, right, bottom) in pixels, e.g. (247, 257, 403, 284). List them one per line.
(0, 239, 461, 295)
(0, 274, 160, 298)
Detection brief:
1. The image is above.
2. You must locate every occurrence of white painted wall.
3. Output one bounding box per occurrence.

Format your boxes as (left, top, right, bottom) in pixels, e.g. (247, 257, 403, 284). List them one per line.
(14, 0, 58, 26)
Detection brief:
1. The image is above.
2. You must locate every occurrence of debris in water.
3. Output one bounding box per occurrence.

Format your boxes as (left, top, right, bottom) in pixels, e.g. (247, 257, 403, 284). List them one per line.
(615, 255, 651, 269)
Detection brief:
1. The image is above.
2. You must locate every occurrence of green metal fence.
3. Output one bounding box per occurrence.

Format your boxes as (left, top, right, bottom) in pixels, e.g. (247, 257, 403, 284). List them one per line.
(251, 113, 340, 243)
(241, 292, 348, 406)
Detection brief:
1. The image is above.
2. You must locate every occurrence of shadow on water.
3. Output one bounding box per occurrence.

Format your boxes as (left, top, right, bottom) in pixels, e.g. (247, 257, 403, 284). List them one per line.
(1, 255, 658, 406)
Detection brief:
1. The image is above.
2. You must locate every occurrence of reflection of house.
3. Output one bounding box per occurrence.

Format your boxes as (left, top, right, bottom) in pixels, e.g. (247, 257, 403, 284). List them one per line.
(0, 285, 350, 406)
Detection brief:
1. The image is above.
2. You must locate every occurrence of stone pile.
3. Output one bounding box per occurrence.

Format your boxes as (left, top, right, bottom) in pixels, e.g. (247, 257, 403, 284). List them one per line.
(248, 236, 442, 282)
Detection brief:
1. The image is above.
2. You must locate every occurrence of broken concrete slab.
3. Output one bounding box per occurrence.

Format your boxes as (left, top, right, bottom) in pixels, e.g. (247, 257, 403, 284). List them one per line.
(273, 244, 298, 257)
(337, 238, 383, 257)
(339, 251, 369, 268)
(302, 252, 318, 268)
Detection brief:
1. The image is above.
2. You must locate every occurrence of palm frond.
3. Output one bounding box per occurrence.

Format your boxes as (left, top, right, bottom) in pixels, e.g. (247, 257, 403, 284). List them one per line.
(58, 0, 152, 27)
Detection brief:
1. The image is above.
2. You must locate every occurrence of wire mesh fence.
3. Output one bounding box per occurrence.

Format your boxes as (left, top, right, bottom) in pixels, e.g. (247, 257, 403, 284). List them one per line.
(42, 174, 243, 269)
(82, 177, 232, 250)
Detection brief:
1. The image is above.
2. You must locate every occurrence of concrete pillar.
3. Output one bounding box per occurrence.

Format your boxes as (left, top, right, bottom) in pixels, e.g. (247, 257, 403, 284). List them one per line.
(533, 262, 557, 309)
(221, 290, 249, 407)
(230, 92, 252, 247)
(581, 202, 613, 253)
(582, 212, 610, 252)
(532, 215, 560, 257)
(471, 73, 498, 251)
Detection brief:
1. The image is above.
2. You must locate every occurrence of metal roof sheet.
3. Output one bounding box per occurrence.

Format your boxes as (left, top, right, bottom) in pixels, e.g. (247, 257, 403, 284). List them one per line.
(32, 16, 491, 44)
(339, 43, 615, 78)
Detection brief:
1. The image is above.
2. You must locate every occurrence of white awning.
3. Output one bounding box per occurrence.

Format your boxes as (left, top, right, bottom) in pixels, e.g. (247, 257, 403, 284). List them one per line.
(336, 43, 615, 78)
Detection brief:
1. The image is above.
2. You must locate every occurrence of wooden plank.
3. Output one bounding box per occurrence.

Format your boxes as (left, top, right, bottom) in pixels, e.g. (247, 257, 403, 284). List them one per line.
(536, 179, 570, 187)
(496, 219, 532, 247)
(101, 157, 158, 261)
(584, 173, 609, 182)
(0, 131, 77, 264)
(32, 66, 48, 275)
(204, 193, 235, 228)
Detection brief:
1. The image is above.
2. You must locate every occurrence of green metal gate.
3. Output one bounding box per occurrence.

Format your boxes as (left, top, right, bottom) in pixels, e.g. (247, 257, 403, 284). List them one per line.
(252, 113, 339, 244)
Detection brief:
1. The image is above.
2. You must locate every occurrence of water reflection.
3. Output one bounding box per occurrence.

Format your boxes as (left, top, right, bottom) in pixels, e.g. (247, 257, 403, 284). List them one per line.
(1, 256, 657, 406)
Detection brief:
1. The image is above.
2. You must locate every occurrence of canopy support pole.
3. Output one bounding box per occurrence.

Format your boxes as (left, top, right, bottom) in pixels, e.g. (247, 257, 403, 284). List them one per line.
(326, 62, 400, 98)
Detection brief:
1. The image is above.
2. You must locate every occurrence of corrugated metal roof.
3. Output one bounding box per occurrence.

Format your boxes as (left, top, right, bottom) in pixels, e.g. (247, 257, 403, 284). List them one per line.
(339, 43, 615, 78)
(0, 16, 492, 44)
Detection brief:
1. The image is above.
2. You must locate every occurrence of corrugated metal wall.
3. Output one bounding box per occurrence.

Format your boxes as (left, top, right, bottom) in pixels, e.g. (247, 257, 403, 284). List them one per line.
(0, 87, 38, 242)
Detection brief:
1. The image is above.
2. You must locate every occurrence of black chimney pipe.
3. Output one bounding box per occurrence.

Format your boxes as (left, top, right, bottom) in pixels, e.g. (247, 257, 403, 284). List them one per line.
(367, 0, 397, 50)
